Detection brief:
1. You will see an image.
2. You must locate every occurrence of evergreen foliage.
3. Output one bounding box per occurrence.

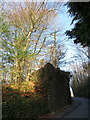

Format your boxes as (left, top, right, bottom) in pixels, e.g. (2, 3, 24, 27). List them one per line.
(66, 2, 90, 46)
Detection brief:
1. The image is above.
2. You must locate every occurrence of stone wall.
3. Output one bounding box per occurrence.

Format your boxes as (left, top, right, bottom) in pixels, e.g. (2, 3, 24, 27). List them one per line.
(31, 63, 71, 112)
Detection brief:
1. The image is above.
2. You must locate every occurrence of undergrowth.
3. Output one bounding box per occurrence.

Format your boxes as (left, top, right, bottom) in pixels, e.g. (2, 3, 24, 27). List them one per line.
(2, 82, 49, 118)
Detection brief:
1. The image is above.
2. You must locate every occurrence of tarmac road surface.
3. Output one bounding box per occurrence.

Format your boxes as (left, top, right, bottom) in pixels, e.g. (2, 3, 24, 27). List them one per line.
(54, 97, 89, 118)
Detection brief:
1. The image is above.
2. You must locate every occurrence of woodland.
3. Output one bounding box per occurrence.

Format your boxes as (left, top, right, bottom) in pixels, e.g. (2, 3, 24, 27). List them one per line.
(0, 1, 89, 118)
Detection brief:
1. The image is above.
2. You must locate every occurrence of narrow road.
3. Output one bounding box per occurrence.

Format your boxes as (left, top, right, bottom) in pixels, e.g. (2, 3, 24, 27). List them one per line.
(54, 97, 89, 118)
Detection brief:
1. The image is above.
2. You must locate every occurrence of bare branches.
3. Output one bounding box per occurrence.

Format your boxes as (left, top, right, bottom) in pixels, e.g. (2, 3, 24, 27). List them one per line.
(36, 36, 47, 54)
(34, 28, 45, 53)
(0, 2, 63, 83)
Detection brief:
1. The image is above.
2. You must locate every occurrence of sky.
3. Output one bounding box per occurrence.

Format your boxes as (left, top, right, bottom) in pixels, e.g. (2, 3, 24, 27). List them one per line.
(3, 0, 69, 2)
(3, 0, 90, 2)
(57, 5, 75, 70)
(1, 1, 88, 72)
(57, 5, 88, 71)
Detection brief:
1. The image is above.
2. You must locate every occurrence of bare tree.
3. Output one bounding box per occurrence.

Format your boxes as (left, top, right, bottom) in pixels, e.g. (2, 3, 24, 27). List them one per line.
(1, 1, 62, 84)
